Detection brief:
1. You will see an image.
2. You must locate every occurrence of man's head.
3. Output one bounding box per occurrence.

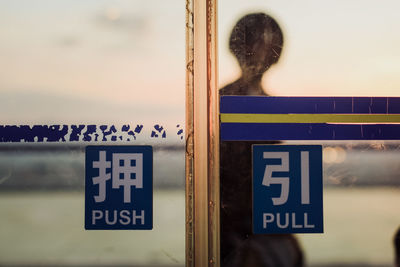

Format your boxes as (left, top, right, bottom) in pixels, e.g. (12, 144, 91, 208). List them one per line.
(229, 13, 284, 77)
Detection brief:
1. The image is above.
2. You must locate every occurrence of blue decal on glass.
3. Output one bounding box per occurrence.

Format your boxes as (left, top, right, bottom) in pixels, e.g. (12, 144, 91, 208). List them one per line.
(151, 124, 166, 138)
(221, 123, 400, 141)
(85, 145, 153, 230)
(253, 145, 323, 234)
(0, 124, 184, 143)
(83, 125, 98, 142)
(176, 124, 184, 140)
(221, 96, 400, 114)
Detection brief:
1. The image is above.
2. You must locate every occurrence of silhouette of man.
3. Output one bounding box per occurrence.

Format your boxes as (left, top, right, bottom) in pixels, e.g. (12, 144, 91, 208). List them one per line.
(220, 13, 304, 266)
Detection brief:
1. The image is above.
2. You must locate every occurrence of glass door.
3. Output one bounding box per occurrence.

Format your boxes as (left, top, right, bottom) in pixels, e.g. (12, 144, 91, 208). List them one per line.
(0, 1, 186, 266)
(218, 1, 400, 266)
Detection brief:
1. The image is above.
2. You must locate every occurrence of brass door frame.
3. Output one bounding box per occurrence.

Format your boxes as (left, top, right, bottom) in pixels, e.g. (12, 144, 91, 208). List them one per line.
(186, 0, 219, 266)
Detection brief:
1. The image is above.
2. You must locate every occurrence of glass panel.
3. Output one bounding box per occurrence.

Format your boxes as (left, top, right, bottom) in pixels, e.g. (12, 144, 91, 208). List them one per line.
(219, 1, 400, 266)
(298, 140, 400, 266)
(0, 1, 185, 266)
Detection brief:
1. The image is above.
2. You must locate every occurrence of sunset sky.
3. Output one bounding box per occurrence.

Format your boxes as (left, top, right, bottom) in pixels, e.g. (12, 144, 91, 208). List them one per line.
(0, 0, 399, 125)
(219, 0, 400, 97)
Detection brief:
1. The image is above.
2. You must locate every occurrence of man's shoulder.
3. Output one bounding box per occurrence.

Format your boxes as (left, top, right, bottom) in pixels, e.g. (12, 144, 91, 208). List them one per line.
(219, 80, 268, 96)
(219, 82, 239, 96)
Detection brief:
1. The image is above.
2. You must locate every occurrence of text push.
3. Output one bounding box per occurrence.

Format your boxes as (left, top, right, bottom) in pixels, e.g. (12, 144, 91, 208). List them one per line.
(85, 146, 153, 230)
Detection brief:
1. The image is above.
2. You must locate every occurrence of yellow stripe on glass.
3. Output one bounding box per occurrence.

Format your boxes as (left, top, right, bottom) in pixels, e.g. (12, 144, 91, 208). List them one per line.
(220, 114, 400, 123)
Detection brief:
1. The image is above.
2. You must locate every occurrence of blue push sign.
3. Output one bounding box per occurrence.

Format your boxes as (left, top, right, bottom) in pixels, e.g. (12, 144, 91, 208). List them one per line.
(85, 146, 153, 230)
(253, 145, 323, 234)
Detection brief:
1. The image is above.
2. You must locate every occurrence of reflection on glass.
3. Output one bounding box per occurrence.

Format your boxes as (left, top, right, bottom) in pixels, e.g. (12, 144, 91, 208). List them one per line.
(219, 1, 400, 266)
(220, 13, 304, 266)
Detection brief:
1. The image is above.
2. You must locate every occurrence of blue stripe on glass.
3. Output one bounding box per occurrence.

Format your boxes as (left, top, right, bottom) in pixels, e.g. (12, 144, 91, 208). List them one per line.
(220, 96, 400, 114)
(220, 123, 400, 140)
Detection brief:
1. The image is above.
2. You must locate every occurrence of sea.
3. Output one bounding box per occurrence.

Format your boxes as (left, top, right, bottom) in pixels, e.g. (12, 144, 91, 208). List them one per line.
(0, 144, 399, 266)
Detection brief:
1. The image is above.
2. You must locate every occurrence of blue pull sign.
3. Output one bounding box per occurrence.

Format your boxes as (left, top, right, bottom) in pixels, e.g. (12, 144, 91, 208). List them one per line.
(85, 146, 153, 230)
(253, 145, 323, 234)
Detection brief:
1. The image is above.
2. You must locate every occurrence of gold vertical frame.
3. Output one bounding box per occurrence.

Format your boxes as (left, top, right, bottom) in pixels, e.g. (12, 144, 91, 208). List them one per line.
(185, 0, 219, 266)
(206, 0, 219, 266)
(185, 0, 195, 265)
